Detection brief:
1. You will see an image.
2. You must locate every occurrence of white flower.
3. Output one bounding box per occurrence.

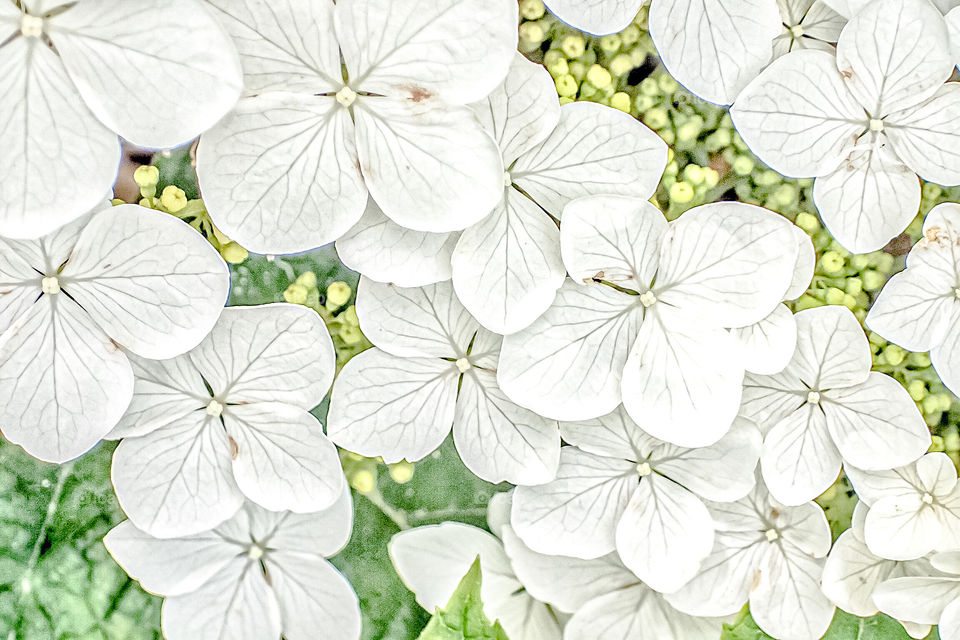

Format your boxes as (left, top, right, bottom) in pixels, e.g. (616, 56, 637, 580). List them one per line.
(732, 0, 960, 253)
(867, 204, 960, 399)
(0, 204, 229, 463)
(824, 0, 960, 17)
(874, 551, 960, 640)
(772, 1, 847, 57)
(741, 305, 930, 506)
(326, 279, 560, 485)
(196, 0, 517, 255)
(501, 511, 725, 640)
(510, 407, 761, 593)
(390, 493, 563, 640)
(0, 0, 242, 239)
(822, 501, 940, 639)
(846, 452, 960, 561)
(664, 481, 835, 640)
(104, 490, 360, 640)
(497, 197, 800, 446)
(109, 304, 344, 538)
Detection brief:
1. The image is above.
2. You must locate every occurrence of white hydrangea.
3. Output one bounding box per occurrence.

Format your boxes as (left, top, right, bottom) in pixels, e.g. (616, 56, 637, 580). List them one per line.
(874, 552, 960, 640)
(0, 204, 230, 463)
(0, 0, 242, 238)
(196, 0, 518, 255)
(105, 490, 360, 640)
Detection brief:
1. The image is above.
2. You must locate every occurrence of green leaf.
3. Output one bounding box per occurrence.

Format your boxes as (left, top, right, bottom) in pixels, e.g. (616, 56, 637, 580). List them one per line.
(416, 558, 509, 640)
(720, 607, 932, 640)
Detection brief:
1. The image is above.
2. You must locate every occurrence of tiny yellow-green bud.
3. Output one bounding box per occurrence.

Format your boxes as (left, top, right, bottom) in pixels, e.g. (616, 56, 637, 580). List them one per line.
(931, 435, 946, 452)
(111, 198, 126, 207)
(683, 165, 705, 186)
(389, 461, 415, 484)
(820, 251, 845, 274)
(909, 352, 932, 368)
(133, 165, 160, 189)
(644, 107, 669, 130)
(586, 64, 612, 89)
(344, 305, 359, 326)
(923, 395, 942, 415)
(339, 324, 364, 345)
(703, 168, 720, 188)
(546, 56, 569, 76)
(561, 35, 586, 59)
(220, 242, 248, 264)
(559, 96, 575, 105)
(326, 281, 352, 308)
(795, 212, 819, 233)
(945, 428, 960, 452)
(732, 156, 755, 176)
(296, 271, 318, 290)
(669, 182, 695, 204)
(568, 61, 587, 81)
(518, 22, 544, 45)
(845, 277, 863, 297)
(350, 469, 375, 494)
(160, 185, 188, 213)
(634, 94, 656, 113)
(676, 121, 701, 142)
(657, 74, 678, 94)
(284, 283, 309, 305)
(824, 287, 846, 306)
(519, 0, 546, 20)
(794, 294, 821, 311)
(599, 34, 622, 54)
(758, 170, 781, 186)
(610, 92, 631, 112)
(908, 379, 927, 402)
(883, 344, 905, 366)
(923, 182, 943, 201)
(862, 269, 886, 291)
(609, 54, 634, 77)
(875, 253, 895, 273)
(850, 255, 870, 271)
(772, 184, 796, 207)
(639, 77, 660, 96)
(621, 24, 641, 46)
(660, 129, 675, 145)
(555, 74, 579, 98)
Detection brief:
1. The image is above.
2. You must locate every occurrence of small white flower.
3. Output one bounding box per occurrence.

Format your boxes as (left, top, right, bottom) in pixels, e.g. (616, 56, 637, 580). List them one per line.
(497, 197, 800, 446)
(109, 304, 344, 538)
(742, 305, 930, 506)
(846, 452, 960, 561)
(510, 408, 761, 593)
(0, 204, 229, 463)
(664, 481, 835, 640)
(732, 0, 960, 253)
(772, 1, 847, 56)
(868, 204, 960, 399)
(0, 0, 242, 238)
(104, 490, 360, 640)
(874, 551, 960, 640)
(325, 279, 560, 485)
(196, 0, 518, 255)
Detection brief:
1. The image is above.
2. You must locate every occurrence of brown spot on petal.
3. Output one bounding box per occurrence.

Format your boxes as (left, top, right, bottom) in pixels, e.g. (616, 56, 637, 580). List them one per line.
(404, 85, 435, 103)
(229, 436, 239, 460)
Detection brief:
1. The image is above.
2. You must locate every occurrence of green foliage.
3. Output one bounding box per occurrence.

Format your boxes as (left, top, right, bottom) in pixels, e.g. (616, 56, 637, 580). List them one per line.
(228, 247, 359, 308)
(721, 607, 937, 640)
(417, 559, 509, 640)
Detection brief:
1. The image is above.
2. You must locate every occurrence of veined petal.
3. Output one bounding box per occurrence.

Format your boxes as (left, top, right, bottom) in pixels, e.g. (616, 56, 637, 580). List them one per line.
(865, 494, 942, 560)
(931, 308, 960, 398)
(61, 205, 230, 360)
(866, 264, 956, 352)
(886, 83, 960, 186)
(940, 595, 960, 640)
(845, 463, 925, 506)
(821, 529, 898, 616)
(354, 97, 503, 233)
(649, 0, 782, 106)
(819, 0, 869, 16)
(559, 405, 658, 461)
(665, 534, 766, 617)
(790, 305, 871, 389)
(250, 486, 354, 557)
(732, 304, 799, 376)
(874, 576, 960, 625)
(785, 227, 817, 301)
(741, 371, 808, 429)
(0, 296, 133, 463)
(196, 95, 366, 255)
(326, 349, 459, 462)
(542, 0, 642, 35)
(337, 199, 457, 287)
(751, 545, 835, 640)
(760, 403, 842, 506)
(798, 1, 847, 43)
(49, 0, 243, 148)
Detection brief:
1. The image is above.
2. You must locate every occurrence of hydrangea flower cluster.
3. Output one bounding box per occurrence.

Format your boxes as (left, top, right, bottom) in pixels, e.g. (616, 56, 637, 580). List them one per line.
(3, 0, 960, 639)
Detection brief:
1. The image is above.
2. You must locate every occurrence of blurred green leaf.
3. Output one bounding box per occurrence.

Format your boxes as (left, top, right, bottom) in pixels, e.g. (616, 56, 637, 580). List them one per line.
(721, 607, 924, 640)
(151, 146, 199, 200)
(417, 558, 510, 640)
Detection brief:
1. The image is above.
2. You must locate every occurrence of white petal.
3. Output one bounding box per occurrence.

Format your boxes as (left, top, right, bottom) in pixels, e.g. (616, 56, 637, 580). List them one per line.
(356, 278, 476, 358)
(453, 369, 560, 485)
(196, 95, 366, 255)
(451, 189, 565, 334)
(941, 597, 960, 640)
(733, 304, 799, 375)
(791, 305, 871, 389)
(103, 520, 241, 597)
(202, 0, 342, 94)
(798, 1, 847, 42)
(616, 474, 715, 594)
(0, 296, 133, 463)
(559, 405, 658, 460)
(845, 463, 923, 506)
(731, 50, 864, 177)
(786, 227, 817, 301)
(950, 7, 960, 66)
(0, 249, 37, 335)
(742, 371, 808, 429)
(264, 552, 361, 640)
(933, 551, 960, 575)
(761, 403, 842, 506)
(813, 141, 921, 253)
(337, 199, 457, 287)
(866, 264, 955, 352)
(835, 0, 953, 116)
(542, 0, 642, 35)
(61, 205, 230, 359)
(621, 306, 744, 448)
(560, 195, 668, 287)
(821, 529, 897, 616)
(874, 576, 960, 625)
(511, 102, 667, 215)
(780, 500, 834, 557)
(649, 0, 782, 105)
(111, 414, 244, 538)
(225, 403, 343, 512)
(819, 0, 869, 17)
(162, 559, 281, 640)
(335, 0, 517, 104)
(918, 451, 959, 495)
(822, 373, 930, 470)
(0, 38, 119, 239)
(885, 83, 960, 186)
(751, 545, 835, 640)
(665, 535, 766, 617)
(353, 97, 503, 233)
(189, 304, 335, 408)
(511, 447, 636, 558)
(49, 0, 243, 148)
(498, 280, 643, 421)
(326, 349, 458, 462)
(472, 53, 560, 165)
(486, 589, 563, 640)
(249, 485, 354, 557)
(657, 202, 799, 327)
(931, 309, 960, 398)
(865, 494, 941, 560)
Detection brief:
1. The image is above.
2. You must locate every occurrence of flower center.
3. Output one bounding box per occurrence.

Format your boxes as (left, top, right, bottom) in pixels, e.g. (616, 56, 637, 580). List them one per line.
(640, 291, 657, 308)
(869, 118, 884, 132)
(921, 492, 934, 505)
(41, 277, 61, 295)
(455, 357, 471, 373)
(790, 24, 804, 38)
(954, 288, 960, 300)
(20, 14, 43, 38)
(206, 399, 224, 417)
(336, 86, 357, 108)
(503, 171, 512, 187)
(764, 528, 779, 542)
(806, 390, 821, 404)
(247, 544, 264, 560)
(636, 462, 652, 477)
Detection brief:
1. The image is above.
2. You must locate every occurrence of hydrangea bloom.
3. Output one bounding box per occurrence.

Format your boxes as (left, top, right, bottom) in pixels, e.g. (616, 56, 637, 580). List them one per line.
(741, 305, 930, 506)
(196, 0, 517, 255)
(110, 304, 344, 538)
(732, 0, 960, 253)
(326, 279, 560, 485)
(0, 204, 229, 463)
(665, 481, 835, 640)
(874, 552, 960, 640)
(497, 197, 799, 446)
(868, 204, 960, 399)
(342, 53, 666, 335)
(0, 0, 242, 238)
(390, 493, 562, 640)
(104, 490, 360, 640)
(510, 408, 760, 593)
(846, 452, 960, 561)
